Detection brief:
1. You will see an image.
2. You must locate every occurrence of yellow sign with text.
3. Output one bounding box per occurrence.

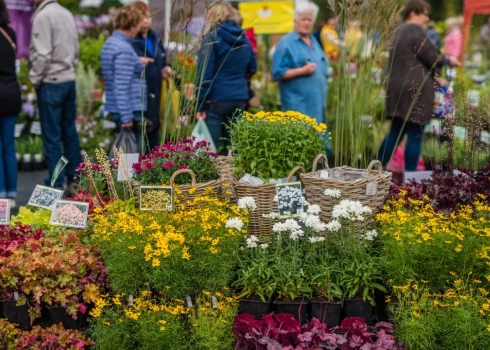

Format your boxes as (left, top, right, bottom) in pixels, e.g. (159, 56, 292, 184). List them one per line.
(239, 1, 294, 35)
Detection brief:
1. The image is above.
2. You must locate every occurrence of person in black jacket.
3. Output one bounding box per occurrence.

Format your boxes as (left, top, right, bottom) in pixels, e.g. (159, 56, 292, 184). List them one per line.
(131, 1, 171, 152)
(0, 0, 21, 207)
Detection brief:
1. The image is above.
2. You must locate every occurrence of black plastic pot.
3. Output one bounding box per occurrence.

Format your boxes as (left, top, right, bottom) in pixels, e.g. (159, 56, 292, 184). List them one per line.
(309, 299, 342, 328)
(342, 298, 373, 325)
(48, 306, 87, 330)
(1, 300, 31, 329)
(273, 298, 309, 324)
(20, 160, 32, 172)
(33, 161, 44, 171)
(239, 298, 271, 320)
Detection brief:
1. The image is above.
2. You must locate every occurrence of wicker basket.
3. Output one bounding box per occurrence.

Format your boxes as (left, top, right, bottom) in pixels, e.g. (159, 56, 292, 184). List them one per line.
(169, 169, 223, 208)
(232, 166, 305, 236)
(301, 154, 392, 227)
(217, 151, 236, 203)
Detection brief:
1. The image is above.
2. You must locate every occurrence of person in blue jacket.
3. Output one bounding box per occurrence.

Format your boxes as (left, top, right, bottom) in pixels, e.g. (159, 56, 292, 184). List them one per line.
(131, 1, 172, 152)
(195, 2, 257, 155)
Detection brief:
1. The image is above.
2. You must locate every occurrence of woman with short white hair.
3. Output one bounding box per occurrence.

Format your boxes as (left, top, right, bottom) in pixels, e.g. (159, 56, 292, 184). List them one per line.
(272, 1, 328, 123)
(444, 16, 463, 60)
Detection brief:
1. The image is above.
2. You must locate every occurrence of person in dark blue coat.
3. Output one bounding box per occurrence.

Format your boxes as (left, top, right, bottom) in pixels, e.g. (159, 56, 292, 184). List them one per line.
(195, 2, 257, 154)
(131, 1, 172, 152)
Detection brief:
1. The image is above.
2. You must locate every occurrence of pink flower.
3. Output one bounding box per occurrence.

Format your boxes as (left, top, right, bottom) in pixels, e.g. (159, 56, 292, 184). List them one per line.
(163, 161, 174, 169)
(78, 303, 87, 314)
(178, 165, 189, 170)
(144, 162, 155, 169)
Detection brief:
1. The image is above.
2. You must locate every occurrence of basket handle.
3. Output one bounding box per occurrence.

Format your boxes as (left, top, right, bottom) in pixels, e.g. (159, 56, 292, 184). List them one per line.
(366, 160, 383, 182)
(287, 166, 305, 182)
(170, 169, 197, 187)
(312, 154, 330, 172)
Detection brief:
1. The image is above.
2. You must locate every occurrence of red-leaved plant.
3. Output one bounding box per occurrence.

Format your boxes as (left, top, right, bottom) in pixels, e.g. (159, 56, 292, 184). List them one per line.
(0, 223, 44, 257)
(233, 313, 404, 350)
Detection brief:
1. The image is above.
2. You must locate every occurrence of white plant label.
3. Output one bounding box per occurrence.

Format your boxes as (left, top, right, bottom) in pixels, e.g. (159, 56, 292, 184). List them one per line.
(14, 124, 25, 138)
(319, 170, 329, 179)
(366, 182, 377, 196)
(30, 121, 42, 135)
(186, 296, 193, 308)
(14, 292, 18, 301)
(51, 156, 69, 187)
(129, 295, 134, 306)
(0, 199, 10, 225)
(117, 153, 139, 182)
(211, 296, 218, 309)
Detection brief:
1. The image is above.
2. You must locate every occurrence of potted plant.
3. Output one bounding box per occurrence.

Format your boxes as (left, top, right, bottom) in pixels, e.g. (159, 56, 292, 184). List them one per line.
(309, 264, 343, 327)
(0, 233, 106, 328)
(233, 235, 275, 319)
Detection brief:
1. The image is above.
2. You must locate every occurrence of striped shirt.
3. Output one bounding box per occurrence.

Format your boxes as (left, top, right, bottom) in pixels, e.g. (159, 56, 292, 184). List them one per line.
(101, 30, 147, 123)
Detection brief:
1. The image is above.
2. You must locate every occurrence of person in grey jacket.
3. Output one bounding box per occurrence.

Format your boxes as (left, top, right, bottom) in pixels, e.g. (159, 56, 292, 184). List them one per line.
(29, 0, 80, 194)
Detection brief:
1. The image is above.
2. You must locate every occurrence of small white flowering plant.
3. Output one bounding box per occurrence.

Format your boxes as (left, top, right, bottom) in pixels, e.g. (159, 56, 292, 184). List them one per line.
(275, 183, 304, 218)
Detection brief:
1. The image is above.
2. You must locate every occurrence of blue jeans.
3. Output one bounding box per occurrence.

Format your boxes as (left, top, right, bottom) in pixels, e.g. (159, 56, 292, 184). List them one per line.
(37, 82, 81, 188)
(378, 118, 424, 171)
(205, 100, 246, 155)
(0, 115, 18, 198)
(110, 112, 143, 153)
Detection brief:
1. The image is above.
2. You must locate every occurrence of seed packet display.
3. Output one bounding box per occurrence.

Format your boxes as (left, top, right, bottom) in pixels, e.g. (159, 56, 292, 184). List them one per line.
(0, 199, 10, 225)
(276, 182, 304, 218)
(139, 186, 173, 211)
(50, 200, 89, 229)
(28, 185, 64, 210)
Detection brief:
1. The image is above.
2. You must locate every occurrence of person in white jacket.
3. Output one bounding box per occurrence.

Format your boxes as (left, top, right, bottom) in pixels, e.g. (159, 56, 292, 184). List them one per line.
(29, 0, 80, 195)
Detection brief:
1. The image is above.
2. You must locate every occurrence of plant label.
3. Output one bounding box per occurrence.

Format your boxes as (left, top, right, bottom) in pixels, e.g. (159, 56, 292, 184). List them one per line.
(117, 153, 139, 182)
(139, 186, 173, 211)
(211, 296, 218, 309)
(50, 156, 69, 187)
(319, 170, 329, 179)
(276, 182, 304, 219)
(49, 200, 89, 229)
(481, 131, 490, 145)
(28, 185, 64, 210)
(14, 123, 25, 138)
(366, 182, 377, 196)
(128, 295, 134, 306)
(30, 121, 42, 135)
(0, 199, 10, 225)
(13, 292, 18, 301)
(186, 296, 193, 308)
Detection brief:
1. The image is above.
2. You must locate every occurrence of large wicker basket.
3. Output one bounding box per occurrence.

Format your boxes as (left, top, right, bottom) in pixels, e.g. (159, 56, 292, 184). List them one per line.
(301, 154, 392, 227)
(232, 166, 305, 236)
(217, 151, 236, 203)
(169, 169, 223, 208)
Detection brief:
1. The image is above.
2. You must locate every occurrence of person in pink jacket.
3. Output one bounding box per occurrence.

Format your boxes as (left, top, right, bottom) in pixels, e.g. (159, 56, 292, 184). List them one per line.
(444, 17, 463, 60)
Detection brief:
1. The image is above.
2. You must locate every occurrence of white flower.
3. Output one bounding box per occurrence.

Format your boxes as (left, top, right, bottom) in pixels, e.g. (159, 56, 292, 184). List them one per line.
(301, 197, 310, 206)
(225, 217, 244, 231)
(246, 235, 259, 248)
(263, 212, 280, 219)
(309, 236, 326, 243)
(305, 215, 327, 233)
(238, 197, 256, 212)
(324, 188, 341, 198)
(325, 220, 341, 232)
(273, 195, 278, 202)
(260, 243, 269, 249)
(289, 229, 304, 240)
(362, 229, 378, 241)
(272, 219, 302, 233)
(332, 200, 372, 221)
(307, 204, 321, 215)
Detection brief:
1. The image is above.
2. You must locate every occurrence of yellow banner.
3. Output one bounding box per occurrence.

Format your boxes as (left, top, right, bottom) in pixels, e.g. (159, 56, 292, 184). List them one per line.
(239, 1, 294, 35)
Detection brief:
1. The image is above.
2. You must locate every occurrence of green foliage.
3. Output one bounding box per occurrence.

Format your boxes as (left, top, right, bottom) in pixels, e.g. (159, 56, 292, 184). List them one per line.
(79, 34, 105, 76)
(230, 111, 327, 181)
(11, 206, 52, 231)
(76, 62, 99, 117)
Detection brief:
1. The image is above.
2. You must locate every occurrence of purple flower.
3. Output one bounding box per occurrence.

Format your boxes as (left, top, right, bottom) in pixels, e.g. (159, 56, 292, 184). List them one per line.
(22, 102, 35, 117)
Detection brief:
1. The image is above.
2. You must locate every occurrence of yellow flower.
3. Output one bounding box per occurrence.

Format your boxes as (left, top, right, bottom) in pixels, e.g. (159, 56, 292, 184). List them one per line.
(152, 258, 161, 267)
(128, 246, 136, 250)
(455, 244, 463, 253)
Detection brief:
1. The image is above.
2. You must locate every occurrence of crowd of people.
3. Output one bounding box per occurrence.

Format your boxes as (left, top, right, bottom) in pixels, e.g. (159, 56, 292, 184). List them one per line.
(0, 0, 489, 207)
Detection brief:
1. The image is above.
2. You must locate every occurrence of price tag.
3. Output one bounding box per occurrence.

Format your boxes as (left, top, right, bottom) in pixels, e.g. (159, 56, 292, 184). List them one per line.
(13, 292, 18, 301)
(30, 121, 42, 135)
(186, 296, 193, 308)
(211, 296, 218, 309)
(128, 295, 134, 306)
(14, 124, 25, 138)
(117, 153, 139, 182)
(319, 170, 329, 179)
(366, 182, 377, 196)
(0, 199, 10, 225)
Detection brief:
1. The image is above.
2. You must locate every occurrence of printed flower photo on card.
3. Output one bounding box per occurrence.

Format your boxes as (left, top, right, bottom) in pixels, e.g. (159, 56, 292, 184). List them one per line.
(0, 199, 10, 225)
(275, 182, 304, 218)
(139, 186, 173, 211)
(28, 185, 64, 210)
(50, 200, 89, 229)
